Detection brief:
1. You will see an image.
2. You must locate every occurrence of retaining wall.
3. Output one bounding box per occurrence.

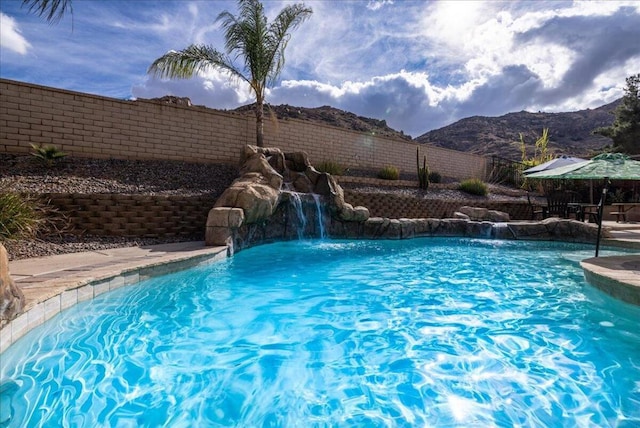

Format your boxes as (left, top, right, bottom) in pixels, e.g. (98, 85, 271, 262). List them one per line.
(344, 191, 533, 220)
(39, 193, 217, 238)
(1, 78, 486, 180)
(34, 192, 533, 239)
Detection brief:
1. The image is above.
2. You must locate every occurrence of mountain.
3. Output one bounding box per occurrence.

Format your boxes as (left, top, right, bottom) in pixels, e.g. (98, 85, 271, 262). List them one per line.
(415, 100, 620, 160)
(230, 101, 619, 160)
(234, 104, 412, 141)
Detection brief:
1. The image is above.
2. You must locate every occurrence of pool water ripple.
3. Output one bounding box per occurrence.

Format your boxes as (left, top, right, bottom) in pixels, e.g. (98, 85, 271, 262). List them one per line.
(1, 238, 639, 427)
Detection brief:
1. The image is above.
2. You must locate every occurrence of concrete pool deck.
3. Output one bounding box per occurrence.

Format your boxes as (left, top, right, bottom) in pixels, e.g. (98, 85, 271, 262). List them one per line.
(2, 222, 639, 352)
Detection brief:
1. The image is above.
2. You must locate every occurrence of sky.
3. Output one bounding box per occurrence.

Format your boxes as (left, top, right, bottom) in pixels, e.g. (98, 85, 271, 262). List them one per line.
(1, 0, 639, 138)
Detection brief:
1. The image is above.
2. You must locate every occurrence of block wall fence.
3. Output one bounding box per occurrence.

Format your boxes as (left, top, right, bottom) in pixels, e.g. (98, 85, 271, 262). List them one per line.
(0, 79, 487, 180)
(33, 192, 533, 239)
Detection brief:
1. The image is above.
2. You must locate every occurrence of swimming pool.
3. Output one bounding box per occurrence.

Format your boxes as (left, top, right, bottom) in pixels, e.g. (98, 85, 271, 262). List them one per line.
(1, 238, 639, 427)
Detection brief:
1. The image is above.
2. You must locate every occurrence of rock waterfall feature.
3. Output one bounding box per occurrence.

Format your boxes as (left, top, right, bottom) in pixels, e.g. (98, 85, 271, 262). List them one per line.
(205, 145, 369, 254)
(206, 145, 605, 255)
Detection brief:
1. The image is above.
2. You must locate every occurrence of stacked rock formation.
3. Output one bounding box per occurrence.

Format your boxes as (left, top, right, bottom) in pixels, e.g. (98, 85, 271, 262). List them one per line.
(206, 145, 369, 253)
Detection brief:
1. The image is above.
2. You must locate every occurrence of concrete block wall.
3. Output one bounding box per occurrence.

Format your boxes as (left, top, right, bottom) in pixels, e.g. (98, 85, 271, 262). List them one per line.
(0, 79, 248, 164)
(344, 190, 533, 220)
(40, 193, 217, 237)
(1, 79, 487, 180)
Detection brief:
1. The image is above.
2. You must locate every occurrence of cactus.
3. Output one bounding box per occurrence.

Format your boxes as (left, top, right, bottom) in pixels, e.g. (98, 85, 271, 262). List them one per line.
(417, 146, 429, 190)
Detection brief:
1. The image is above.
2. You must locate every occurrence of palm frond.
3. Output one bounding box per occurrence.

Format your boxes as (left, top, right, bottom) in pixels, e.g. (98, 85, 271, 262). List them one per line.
(264, 3, 312, 86)
(148, 44, 246, 84)
(22, 0, 72, 23)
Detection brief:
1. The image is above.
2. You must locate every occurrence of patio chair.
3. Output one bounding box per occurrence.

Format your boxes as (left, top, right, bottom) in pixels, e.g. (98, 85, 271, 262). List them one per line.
(546, 190, 582, 219)
(529, 190, 582, 220)
(527, 192, 546, 220)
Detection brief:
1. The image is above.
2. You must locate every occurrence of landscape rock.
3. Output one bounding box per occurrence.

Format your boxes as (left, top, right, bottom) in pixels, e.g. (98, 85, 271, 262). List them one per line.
(0, 243, 24, 328)
(458, 206, 510, 222)
(284, 151, 311, 172)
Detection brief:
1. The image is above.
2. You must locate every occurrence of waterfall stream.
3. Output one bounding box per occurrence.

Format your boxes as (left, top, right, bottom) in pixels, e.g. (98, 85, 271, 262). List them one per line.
(284, 190, 326, 240)
(288, 191, 307, 240)
(312, 193, 326, 239)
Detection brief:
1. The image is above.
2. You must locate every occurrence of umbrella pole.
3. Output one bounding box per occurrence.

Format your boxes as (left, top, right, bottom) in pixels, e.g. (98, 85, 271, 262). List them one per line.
(595, 179, 610, 257)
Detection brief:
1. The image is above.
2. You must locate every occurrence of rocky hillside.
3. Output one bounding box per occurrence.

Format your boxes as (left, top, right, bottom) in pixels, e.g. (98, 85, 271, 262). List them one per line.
(415, 100, 620, 160)
(165, 97, 619, 160)
(234, 104, 412, 141)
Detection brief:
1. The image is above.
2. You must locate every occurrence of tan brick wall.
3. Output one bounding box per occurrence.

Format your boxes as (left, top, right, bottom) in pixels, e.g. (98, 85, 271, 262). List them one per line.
(1, 78, 486, 180)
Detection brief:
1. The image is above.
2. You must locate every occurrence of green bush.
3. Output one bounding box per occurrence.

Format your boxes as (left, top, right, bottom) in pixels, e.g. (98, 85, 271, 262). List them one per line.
(30, 143, 67, 167)
(378, 165, 400, 180)
(428, 171, 442, 183)
(458, 178, 488, 196)
(316, 160, 344, 176)
(0, 191, 41, 240)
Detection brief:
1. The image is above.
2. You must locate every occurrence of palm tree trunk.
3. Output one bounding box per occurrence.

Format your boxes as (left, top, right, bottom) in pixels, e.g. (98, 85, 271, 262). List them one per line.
(255, 99, 264, 147)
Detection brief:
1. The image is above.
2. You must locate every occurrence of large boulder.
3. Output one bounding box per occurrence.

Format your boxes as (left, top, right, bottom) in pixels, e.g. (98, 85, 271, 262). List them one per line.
(315, 173, 346, 213)
(214, 176, 280, 224)
(1, 243, 24, 328)
(338, 203, 370, 222)
(284, 151, 311, 172)
(456, 206, 510, 222)
(240, 153, 283, 190)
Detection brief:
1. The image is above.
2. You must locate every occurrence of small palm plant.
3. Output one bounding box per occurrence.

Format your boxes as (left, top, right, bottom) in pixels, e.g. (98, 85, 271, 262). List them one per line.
(30, 143, 67, 167)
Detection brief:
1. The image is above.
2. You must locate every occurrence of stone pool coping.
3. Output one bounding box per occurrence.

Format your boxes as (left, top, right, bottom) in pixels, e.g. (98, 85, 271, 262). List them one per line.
(581, 256, 640, 306)
(1, 242, 228, 353)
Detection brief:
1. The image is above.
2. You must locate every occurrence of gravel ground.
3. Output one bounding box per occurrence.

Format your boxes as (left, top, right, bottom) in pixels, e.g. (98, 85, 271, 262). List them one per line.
(1, 154, 238, 196)
(340, 182, 530, 201)
(1, 154, 529, 260)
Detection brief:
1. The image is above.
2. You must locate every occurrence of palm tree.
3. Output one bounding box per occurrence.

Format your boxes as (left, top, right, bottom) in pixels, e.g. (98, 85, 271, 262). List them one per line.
(22, 0, 72, 23)
(148, 0, 312, 147)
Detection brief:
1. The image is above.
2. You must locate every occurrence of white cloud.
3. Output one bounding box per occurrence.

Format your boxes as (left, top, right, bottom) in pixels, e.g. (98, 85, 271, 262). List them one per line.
(367, 0, 394, 11)
(0, 13, 31, 55)
(124, 0, 640, 138)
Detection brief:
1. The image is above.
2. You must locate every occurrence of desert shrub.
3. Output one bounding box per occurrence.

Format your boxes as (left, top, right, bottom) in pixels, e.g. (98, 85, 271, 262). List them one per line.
(316, 160, 344, 176)
(30, 143, 67, 167)
(378, 165, 400, 180)
(0, 191, 41, 240)
(458, 178, 488, 196)
(428, 171, 442, 183)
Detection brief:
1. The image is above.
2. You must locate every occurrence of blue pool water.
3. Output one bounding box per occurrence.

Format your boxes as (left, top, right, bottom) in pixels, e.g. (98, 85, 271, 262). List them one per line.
(1, 238, 640, 427)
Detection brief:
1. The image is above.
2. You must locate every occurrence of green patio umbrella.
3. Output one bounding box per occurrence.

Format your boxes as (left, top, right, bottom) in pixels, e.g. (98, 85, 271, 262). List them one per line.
(526, 153, 640, 256)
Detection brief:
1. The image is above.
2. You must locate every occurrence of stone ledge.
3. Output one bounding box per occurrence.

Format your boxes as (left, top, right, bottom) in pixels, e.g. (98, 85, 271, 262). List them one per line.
(581, 256, 640, 306)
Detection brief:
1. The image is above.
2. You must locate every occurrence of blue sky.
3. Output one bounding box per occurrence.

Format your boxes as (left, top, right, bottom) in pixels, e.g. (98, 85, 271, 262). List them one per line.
(1, 0, 639, 138)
